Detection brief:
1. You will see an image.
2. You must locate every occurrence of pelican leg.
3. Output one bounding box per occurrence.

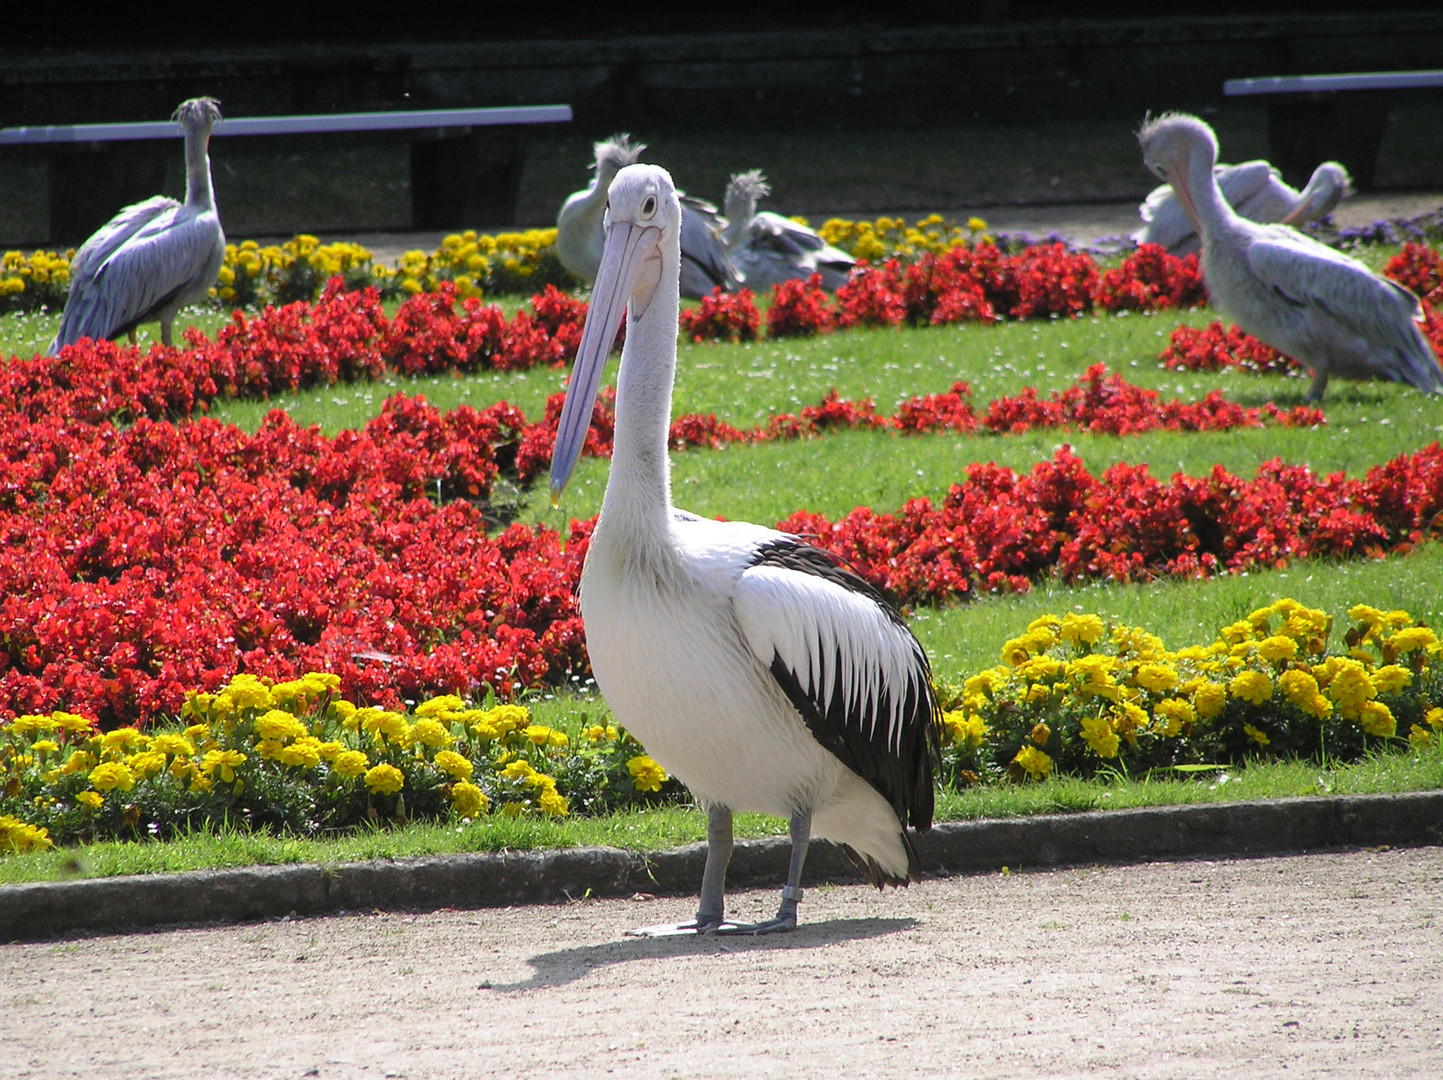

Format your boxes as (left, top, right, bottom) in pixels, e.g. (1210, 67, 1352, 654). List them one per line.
(716, 808, 811, 936)
(626, 805, 734, 937)
(1305, 368, 1329, 403)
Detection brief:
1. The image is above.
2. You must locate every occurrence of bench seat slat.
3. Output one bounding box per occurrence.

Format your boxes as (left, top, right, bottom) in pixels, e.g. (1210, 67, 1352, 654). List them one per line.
(0, 104, 572, 146)
(1225, 71, 1443, 96)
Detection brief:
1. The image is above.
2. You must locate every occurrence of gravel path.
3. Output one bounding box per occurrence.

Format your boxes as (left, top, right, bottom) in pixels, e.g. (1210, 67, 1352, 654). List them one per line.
(4, 844, 1440, 1079)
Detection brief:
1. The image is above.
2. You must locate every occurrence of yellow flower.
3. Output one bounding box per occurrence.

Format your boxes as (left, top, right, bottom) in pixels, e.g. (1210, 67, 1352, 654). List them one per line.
(364, 763, 405, 796)
(98, 728, 146, 755)
(1229, 670, 1273, 706)
(0, 814, 53, 853)
(1059, 613, 1105, 648)
(434, 750, 474, 781)
(88, 761, 136, 792)
(1153, 697, 1195, 736)
(76, 790, 104, 812)
(415, 694, 465, 718)
(1322, 659, 1375, 716)
(485, 704, 530, 736)
(537, 789, 569, 816)
(450, 781, 488, 817)
(627, 755, 668, 793)
(1356, 700, 1396, 738)
(1408, 724, 1433, 748)
(150, 732, 196, 758)
(127, 750, 168, 779)
(1371, 665, 1412, 695)
(333, 750, 369, 779)
(276, 737, 323, 769)
(223, 673, 274, 711)
(1425, 707, 1443, 731)
(1278, 669, 1332, 719)
(1012, 744, 1053, 780)
(254, 709, 308, 743)
(1243, 723, 1271, 748)
(1192, 680, 1228, 719)
(1134, 662, 1179, 694)
(1388, 626, 1438, 655)
(202, 749, 247, 783)
(413, 718, 450, 749)
(1256, 635, 1298, 664)
(967, 216, 988, 232)
(1080, 713, 1120, 758)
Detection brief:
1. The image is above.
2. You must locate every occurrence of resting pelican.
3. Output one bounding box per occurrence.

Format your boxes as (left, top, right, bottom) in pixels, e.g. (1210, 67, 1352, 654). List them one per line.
(555, 134, 742, 299)
(1138, 112, 1443, 403)
(1134, 157, 1352, 256)
(550, 163, 941, 935)
(47, 97, 226, 356)
(721, 169, 856, 291)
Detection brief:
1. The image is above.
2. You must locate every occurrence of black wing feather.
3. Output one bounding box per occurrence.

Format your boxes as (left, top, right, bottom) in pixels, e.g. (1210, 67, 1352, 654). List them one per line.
(750, 539, 942, 834)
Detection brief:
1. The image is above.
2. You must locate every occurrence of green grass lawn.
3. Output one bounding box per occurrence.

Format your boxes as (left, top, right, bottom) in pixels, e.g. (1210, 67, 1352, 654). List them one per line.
(6, 285, 1443, 882)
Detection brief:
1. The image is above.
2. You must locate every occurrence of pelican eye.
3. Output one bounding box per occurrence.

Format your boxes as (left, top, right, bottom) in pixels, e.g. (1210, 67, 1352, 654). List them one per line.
(641, 195, 657, 218)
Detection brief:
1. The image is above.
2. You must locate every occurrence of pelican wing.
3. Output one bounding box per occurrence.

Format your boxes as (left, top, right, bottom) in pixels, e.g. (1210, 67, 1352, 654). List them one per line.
(1247, 229, 1426, 353)
(66, 195, 180, 284)
(679, 201, 743, 295)
(732, 539, 940, 830)
(57, 206, 223, 348)
(1217, 160, 1286, 219)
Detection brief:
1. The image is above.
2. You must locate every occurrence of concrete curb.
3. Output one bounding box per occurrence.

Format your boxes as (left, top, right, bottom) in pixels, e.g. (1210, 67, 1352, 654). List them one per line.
(3, 791, 1441, 942)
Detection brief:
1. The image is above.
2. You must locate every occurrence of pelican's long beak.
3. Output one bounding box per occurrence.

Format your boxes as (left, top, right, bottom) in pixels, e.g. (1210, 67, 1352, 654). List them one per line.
(1278, 196, 1312, 226)
(549, 218, 660, 505)
(1169, 156, 1204, 240)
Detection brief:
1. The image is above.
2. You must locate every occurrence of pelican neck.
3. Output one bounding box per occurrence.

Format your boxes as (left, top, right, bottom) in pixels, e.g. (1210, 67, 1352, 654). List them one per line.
(599, 265, 682, 540)
(183, 128, 216, 212)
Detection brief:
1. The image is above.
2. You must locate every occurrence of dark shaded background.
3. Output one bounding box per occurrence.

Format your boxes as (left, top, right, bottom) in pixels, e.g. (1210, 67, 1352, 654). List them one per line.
(4, 3, 1440, 245)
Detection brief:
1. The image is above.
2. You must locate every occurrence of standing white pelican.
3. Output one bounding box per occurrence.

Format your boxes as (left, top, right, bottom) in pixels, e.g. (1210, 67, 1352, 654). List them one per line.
(550, 163, 941, 935)
(721, 169, 856, 291)
(1134, 157, 1352, 256)
(47, 97, 226, 356)
(555, 134, 742, 300)
(1138, 113, 1443, 403)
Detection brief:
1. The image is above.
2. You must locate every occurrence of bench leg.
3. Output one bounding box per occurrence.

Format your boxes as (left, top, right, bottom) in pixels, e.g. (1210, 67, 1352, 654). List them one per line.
(410, 130, 525, 230)
(1266, 91, 1389, 192)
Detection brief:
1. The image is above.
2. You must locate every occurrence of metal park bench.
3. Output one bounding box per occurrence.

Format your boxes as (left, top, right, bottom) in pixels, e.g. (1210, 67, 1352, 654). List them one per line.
(1223, 70, 1443, 191)
(0, 104, 573, 244)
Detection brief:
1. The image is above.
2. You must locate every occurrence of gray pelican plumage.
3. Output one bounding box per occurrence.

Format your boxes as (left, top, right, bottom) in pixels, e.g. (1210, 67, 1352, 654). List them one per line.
(47, 97, 226, 356)
(549, 163, 941, 935)
(1138, 112, 1443, 403)
(555, 134, 742, 300)
(1134, 157, 1352, 256)
(721, 169, 856, 291)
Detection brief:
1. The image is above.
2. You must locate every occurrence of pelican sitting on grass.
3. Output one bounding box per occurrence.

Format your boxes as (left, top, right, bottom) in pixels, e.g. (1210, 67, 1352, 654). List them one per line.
(1138, 112, 1442, 403)
(722, 169, 855, 291)
(1135, 157, 1352, 256)
(549, 162, 941, 935)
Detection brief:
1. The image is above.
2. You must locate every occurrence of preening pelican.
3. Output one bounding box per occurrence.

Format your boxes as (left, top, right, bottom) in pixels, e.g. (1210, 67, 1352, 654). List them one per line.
(48, 97, 226, 356)
(1134, 157, 1352, 256)
(550, 163, 941, 935)
(1138, 112, 1443, 403)
(555, 134, 742, 299)
(721, 169, 856, 291)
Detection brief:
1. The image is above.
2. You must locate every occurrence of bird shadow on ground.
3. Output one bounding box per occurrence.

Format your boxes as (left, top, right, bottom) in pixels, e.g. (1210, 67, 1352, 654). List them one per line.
(488, 916, 919, 992)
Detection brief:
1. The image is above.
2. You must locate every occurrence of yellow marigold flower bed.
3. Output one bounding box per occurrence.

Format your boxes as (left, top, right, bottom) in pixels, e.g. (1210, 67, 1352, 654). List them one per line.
(938, 597, 1443, 783)
(2, 598, 1439, 850)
